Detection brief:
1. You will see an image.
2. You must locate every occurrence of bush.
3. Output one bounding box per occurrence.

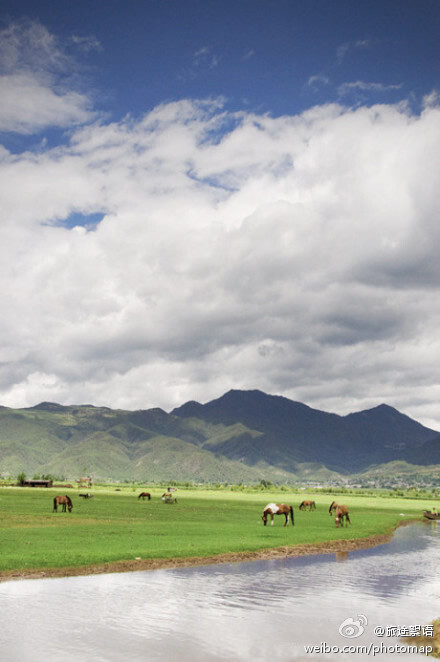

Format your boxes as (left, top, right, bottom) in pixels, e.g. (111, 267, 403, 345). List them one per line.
(17, 471, 27, 486)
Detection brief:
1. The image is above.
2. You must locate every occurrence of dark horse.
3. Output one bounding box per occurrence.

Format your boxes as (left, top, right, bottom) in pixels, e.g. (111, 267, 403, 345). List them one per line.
(138, 492, 151, 500)
(329, 501, 350, 527)
(262, 503, 294, 527)
(53, 495, 73, 512)
(299, 500, 316, 511)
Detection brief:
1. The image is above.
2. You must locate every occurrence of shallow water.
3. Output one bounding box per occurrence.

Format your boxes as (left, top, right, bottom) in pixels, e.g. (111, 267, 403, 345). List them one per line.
(0, 522, 439, 661)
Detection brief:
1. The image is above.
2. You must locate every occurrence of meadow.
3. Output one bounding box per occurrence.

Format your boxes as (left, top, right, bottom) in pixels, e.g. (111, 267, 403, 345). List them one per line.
(0, 485, 433, 577)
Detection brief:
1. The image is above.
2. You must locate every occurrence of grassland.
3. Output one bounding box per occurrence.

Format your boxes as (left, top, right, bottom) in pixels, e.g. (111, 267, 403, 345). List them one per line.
(0, 486, 433, 580)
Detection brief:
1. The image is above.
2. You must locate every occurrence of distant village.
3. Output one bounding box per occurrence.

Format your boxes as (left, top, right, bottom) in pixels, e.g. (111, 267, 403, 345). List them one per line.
(2, 469, 439, 496)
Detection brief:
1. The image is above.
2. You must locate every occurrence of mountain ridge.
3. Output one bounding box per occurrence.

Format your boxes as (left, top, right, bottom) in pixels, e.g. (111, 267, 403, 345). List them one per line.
(0, 389, 438, 482)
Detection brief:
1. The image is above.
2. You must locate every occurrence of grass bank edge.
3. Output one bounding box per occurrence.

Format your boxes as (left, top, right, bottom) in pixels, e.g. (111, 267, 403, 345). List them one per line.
(0, 488, 433, 577)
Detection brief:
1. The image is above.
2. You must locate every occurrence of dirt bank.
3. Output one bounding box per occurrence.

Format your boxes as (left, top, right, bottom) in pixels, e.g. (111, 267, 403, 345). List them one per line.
(0, 530, 397, 583)
(402, 618, 440, 658)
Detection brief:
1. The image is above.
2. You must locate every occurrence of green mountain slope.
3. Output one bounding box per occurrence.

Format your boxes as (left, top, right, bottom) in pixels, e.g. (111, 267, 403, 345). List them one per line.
(173, 390, 438, 472)
(0, 391, 438, 482)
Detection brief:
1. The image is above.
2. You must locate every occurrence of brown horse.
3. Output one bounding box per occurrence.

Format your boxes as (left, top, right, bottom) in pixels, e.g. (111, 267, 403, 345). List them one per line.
(329, 501, 350, 527)
(138, 492, 151, 500)
(53, 495, 73, 512)
(162, 492, 177, 503)
(299, 500, 316, 511)
(262, 503, 294, 527)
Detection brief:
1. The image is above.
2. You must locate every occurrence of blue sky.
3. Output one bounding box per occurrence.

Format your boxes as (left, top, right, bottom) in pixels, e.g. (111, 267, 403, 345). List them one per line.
(2, 0, 439, 144)
(1, 1, 440, 429)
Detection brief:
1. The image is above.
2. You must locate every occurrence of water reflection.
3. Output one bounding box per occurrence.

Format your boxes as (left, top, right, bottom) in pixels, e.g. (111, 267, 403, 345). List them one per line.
(0, 523, 439, 661)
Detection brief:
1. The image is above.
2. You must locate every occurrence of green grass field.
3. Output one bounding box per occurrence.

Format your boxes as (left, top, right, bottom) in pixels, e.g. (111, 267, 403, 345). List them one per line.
(0, 486, 433, 575)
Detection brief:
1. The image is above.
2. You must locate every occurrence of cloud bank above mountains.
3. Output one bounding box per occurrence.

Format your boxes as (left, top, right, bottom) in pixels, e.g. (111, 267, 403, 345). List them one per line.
(1, 19, 439, 429)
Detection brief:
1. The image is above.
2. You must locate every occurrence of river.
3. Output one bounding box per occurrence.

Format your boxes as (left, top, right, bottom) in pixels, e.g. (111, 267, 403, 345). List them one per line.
(0, 522, 439, 661)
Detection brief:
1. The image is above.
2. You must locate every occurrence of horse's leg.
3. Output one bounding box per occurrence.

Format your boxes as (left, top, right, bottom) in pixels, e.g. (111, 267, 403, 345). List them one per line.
(284, 513, 288, 527)
(271, 513, 274, 526)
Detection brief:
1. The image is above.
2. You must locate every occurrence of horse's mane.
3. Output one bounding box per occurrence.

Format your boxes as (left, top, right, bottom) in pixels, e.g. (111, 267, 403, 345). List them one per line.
(66, 495, 72, 505)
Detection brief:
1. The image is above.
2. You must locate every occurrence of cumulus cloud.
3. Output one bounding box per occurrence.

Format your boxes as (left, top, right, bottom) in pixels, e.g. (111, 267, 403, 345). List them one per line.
(0, 72, 94, 133)
(1, 96, 440, 428)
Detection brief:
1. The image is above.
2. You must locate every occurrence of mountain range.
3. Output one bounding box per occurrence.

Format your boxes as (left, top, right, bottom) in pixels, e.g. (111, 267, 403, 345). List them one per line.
(0, 389, 438, 482)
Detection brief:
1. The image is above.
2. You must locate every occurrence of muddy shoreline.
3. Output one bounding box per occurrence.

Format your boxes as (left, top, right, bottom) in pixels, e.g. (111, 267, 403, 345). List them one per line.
(0, 529, 404, 583)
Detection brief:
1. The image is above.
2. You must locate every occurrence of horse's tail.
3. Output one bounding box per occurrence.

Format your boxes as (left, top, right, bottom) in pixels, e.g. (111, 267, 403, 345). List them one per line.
(53, 497, 57, 511)
(329, 501, 335, 514)
(148, 493, 151, 500)
(290, 506, 294, 526)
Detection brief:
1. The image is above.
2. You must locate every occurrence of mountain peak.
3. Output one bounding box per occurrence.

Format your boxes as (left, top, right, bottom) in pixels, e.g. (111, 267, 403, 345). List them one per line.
(1, 389, 438, 480)
(171, 400, 204, 417)
(28, 402, 67, 412)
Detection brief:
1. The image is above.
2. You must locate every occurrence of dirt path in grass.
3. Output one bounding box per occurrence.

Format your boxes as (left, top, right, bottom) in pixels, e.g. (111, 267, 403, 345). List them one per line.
(0, 530, 401, 582)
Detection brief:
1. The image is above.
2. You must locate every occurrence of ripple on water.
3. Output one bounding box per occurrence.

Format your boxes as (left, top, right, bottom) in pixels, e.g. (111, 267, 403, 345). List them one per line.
(0, 523, 439, 662)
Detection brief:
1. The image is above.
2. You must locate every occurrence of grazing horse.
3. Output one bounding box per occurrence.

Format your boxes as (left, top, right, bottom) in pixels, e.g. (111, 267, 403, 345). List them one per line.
(329, 501, 350, 527)
(53, 495, 73, 512)
(299, 500, 316, 511)
(262, 503, 294, 527)
(138, 492, 151, 500)
(162, 492, 177, 503)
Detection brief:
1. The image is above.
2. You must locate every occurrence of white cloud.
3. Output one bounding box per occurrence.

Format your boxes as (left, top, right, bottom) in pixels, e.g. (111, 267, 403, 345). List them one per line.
(70, 34, 102, 53)
(307, 75, 330, 91)
(0, 73, 94, 133)
(1, 97, 440, 429)
(423, 90, 440, 109)
(336, 38, 375, 65)
(242, 49, 256, 61)
(0, 19, 65, 73)
(192, 46, 220, 70)
(338, 81, 403, 97)
(0, 19, 96, 133)
(336, 43, 350, 65)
